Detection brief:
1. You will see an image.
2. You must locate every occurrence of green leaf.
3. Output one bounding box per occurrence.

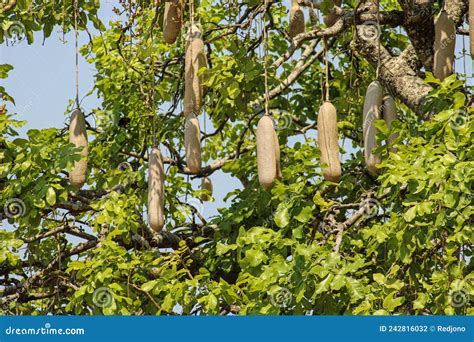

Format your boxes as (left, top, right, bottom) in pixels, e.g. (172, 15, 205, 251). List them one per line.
(413, 293, 429, 310)
(383, 292, 405, 311)
(314, 274, 333, 295)
(373, 273, 385, 285)
(243, 248, 265, 267)
(345, 277, 365, 302)
(227, 80, 240, 99)
(216, 243, 238, 256)
(0, 64, 14, 79)
(68, 261, 85, 270)
(313, 191, 332, 211)
(331, 274, 345, 291)
(424, 72, 441, 84)
(403, 206, 417, 222)
(46, 187, 56, 206)
(102, 301, 117, 315)
(295, 206, 313, 223)
(207, 293, 218, 311)
(292, 227, 303, 239)
(373, 119, 389, 136)
(444, 193, 457, 208)
(141, 280, 157, 292)
(274, 207, 290, 228)
(162, 294, 174, 312)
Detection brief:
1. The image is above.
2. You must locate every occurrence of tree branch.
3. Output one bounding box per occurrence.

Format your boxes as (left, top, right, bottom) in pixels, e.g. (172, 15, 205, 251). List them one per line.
(354, 25, 433, 119)
(398, 0, 435, 70)
(444, 0, 468, 25)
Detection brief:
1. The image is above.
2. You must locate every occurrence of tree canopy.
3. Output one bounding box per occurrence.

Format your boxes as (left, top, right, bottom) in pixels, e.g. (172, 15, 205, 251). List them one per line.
(0, 0, 473, 315)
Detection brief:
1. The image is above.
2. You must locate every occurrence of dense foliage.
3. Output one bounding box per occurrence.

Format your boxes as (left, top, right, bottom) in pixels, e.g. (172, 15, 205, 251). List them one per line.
(0, 0, 472, 315)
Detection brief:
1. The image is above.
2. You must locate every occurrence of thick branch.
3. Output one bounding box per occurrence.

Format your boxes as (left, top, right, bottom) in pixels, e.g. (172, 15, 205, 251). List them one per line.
(444, 0, 468, 25)
(398, 0, 435, 70)
(354, 25, 433, 119)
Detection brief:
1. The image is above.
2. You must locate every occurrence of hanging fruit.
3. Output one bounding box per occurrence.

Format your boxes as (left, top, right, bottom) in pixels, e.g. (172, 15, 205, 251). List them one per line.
(184, 24, 206, 115)
(185, 113, 201, 173)
(382, 95, 398, 152)
(200, 177, 213, 201)
(273, 130, 282, 180)
(257, 116, 277, 189)
(317, 101, 341, 182)
(289, 0, 305, 38)
(163, 0, 183, 44)
(433, 10, 455, 80)
(470, 0, 474, 59)
(323, 0, 342, 27)
(362, 81, 383, 174)
(148, 147, 165, 232)
(69, 108, 88, 188)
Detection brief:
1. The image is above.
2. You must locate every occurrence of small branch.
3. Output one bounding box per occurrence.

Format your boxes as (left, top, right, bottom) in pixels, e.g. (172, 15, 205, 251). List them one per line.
(21, 225, 96, 243)
(444, 0, 468, 26)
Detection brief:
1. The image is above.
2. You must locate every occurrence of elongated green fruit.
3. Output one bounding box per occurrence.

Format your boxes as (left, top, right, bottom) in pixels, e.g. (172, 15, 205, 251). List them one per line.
(273, 130, 282, 180)
(382, 95, 398, 151)
(200, 177, 213, 201)
(362, 81, 383, 173)
(148, 147, 165, 232)
(433, 11, 456, 80)
(289, 0, 305, 38)
(257, 116, 277, 189)
(184, 24, 206, 115)
(185, 113, 201, 173)
(323, 0, 342, 27)
(69, 108, 88, 188)
(470, 0, 474, 59)
(318, 101, 341, 182)
(163, 0, 183, 44)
